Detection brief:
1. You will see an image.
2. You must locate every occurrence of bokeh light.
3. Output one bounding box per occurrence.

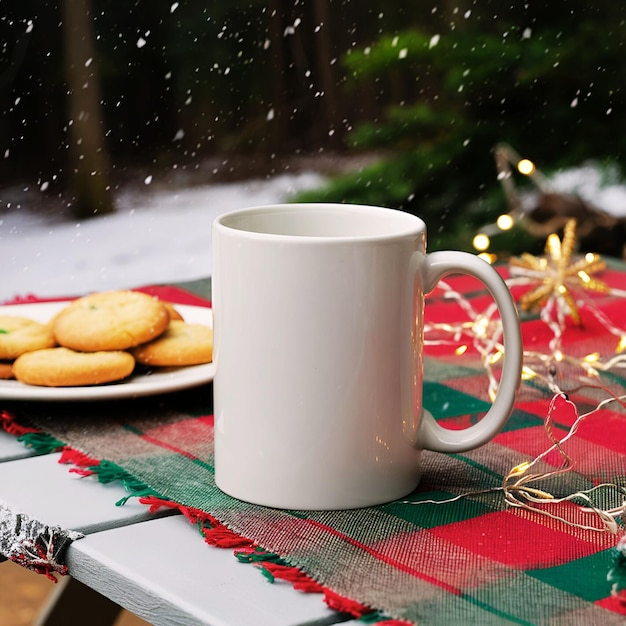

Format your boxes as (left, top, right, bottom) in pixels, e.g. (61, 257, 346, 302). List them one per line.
(517, 159, 536, 175)
(472, 233, 491, 251)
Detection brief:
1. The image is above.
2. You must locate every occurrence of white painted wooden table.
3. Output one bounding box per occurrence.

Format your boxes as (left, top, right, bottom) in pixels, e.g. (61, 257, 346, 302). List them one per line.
(0, 428, 349, 626)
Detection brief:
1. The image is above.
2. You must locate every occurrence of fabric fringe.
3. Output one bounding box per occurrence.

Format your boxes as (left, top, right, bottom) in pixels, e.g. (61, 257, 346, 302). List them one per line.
(138, 495, 256, 548)
(258, 561, 325, 593)
(322, 589, 373, 617)
(19, 432, 66, 455)
(138, 495, 383, 620)
(0, 410, 65, 454)
(58, 447, 101, 474)
(76, 460, 160, 506)
(234, 546, 288, 565)
(0, 409, 40, 438)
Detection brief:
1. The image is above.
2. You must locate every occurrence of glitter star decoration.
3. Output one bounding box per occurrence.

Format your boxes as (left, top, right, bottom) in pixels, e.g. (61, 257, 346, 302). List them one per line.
(509, 219, 610, 325)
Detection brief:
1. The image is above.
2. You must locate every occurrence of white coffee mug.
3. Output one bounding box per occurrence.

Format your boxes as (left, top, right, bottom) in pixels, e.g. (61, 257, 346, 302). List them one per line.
(212, 203, 522, 510)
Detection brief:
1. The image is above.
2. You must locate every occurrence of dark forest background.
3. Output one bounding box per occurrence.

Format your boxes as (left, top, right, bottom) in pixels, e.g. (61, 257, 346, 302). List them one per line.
(2, 1, 626, 254)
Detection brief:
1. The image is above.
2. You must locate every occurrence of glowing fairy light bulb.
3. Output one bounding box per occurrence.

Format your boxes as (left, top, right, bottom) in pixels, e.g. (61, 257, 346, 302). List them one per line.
(472, 316, 490, 338)
(517, 158, 535, 175)
(496, 214, 514, 230)
(488, 350, 504, 365)
(509, 461, 530, 477)
(472, 233, 490, 252)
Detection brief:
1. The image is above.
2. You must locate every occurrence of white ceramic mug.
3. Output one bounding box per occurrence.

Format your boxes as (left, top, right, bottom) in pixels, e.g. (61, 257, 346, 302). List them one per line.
(212, 203, 522, 510)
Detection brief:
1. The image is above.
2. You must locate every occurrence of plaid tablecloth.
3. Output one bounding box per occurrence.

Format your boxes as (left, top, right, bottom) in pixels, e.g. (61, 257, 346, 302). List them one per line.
(2, 272, 626, 625)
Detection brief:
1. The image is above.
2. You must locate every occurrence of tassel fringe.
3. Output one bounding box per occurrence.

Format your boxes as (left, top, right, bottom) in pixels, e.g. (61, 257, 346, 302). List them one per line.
(0, 411, 65, 454)
(0, 410, 40, 438)
(258, 561, 324, 593)
(137, 495, 379, 619)
(323, 589, 373, 617)
(19, 432, 66, 455)
(234, 546, 287, 565)
(59, 447, 101, 475)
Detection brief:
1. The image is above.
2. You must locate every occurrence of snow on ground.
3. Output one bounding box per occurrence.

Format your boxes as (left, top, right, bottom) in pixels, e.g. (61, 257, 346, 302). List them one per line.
(2, 159, 625, 304)
(0, 171, 324, 303)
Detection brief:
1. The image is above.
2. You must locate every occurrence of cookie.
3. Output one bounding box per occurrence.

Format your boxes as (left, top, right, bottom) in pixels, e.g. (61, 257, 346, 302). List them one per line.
(131, 320, 213, 366)
(163, 302, 184, 321)
(0, 315, 57, 359)
(0, 361, 14, 379)
(52, 290, 170, 352)
(13, 347, 136, 387)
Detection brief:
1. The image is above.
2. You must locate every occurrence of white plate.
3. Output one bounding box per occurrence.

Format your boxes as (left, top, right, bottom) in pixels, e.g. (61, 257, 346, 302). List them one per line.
(0, 301, 215, 401)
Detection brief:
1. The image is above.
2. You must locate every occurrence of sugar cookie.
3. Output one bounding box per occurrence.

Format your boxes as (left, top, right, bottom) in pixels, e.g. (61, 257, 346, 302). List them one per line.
(13, 347, 136, 387)
(0, 361, 14, 379)
(53, 290, 170, 352)
(131, 320, 213, 366)
(163, 302, 184, 321)
(0, 315, 57, 359)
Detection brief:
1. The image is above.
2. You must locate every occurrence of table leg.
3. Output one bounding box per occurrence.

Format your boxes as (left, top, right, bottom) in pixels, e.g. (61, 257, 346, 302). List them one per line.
(35, 576, 123, 626)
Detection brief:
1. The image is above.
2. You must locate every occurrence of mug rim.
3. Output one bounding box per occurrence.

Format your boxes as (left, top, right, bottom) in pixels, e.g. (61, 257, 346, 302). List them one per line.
(214, 203, 426, 243)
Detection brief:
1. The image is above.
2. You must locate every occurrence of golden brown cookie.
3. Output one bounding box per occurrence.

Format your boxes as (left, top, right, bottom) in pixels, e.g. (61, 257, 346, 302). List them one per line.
(0, 315, 57, 359)
(52, 290, 170, 352)
(131, 320, 213, 366)
(0, 361, 14, 379)
(13, 347, 136, 387)
(163, 302, 184, 321)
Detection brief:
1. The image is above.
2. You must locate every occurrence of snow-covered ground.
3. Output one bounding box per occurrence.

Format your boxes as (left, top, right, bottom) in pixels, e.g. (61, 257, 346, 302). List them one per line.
(2, 159, 625, 304)
(0, 171, 324, 303)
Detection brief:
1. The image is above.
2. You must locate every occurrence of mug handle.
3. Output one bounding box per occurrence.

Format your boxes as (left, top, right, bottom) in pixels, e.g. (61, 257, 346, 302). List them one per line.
(416, 250, 522, 453)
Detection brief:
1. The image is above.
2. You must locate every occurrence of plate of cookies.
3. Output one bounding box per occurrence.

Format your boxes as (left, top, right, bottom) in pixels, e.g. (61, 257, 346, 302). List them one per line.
(0, 290, 215, 401)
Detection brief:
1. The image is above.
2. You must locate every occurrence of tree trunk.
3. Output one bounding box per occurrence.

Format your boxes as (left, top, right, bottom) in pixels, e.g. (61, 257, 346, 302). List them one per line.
(312, 0, 342, 147)
(61, 0, 114, 217)
(0, 32, 32, 175)
(267, 0, 291, 150)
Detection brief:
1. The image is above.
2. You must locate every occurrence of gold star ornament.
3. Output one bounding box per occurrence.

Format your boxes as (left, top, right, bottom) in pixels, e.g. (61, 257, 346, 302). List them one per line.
(509, 219, 610, 324)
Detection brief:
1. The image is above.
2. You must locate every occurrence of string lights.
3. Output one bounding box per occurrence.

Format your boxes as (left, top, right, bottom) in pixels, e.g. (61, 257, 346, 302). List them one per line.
(470, 143, 548, 259)
(415, 145, 626, 598)
(421, 216, 626, 543)
(501, 392, 626, 534)
(427, 219, 626, 394)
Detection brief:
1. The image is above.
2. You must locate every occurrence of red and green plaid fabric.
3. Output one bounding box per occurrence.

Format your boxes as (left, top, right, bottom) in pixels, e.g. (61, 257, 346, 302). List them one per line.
(2, 273, 626, 625)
